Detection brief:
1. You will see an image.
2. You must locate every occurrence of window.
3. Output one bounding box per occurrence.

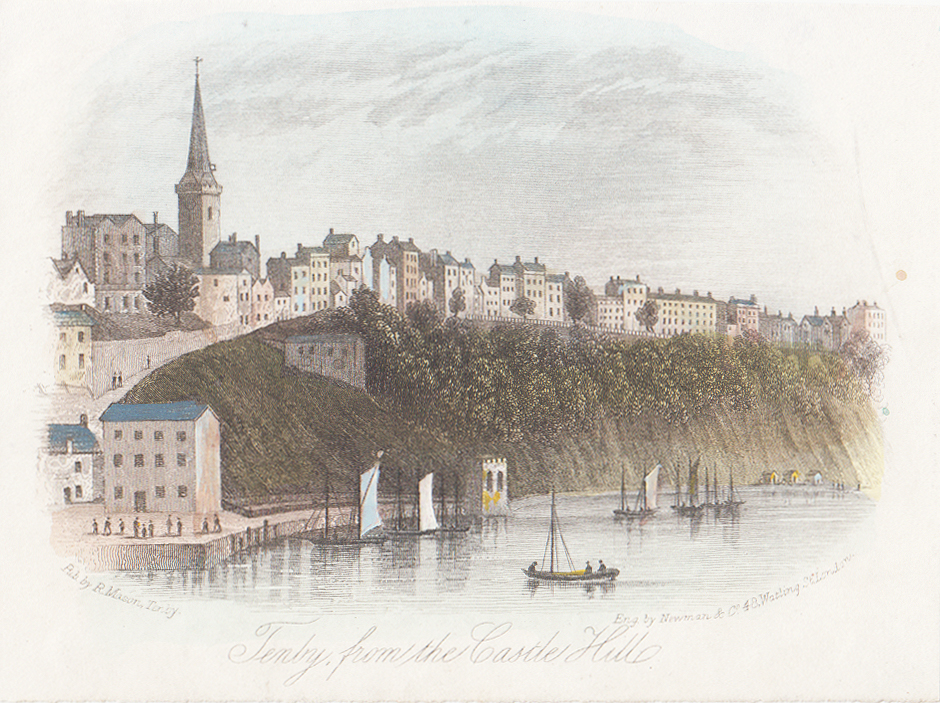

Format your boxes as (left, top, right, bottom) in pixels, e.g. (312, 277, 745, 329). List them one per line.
(154, 239, 159, 252)
(59, 332, 67, 342)
(133, 234, 139, 245)
(207, 207, 213, 220)
(113, 454, 123, 467)
(114, 430, 122, 440)
(105, 297, 111, 310)
(123, 296, 129, 309)
(155, 453, 164, 467)
(121, 234, 128, 244)
(134, 454, 144, 467)
(114, 485, 123, 499)
(178, 485, 188, 498)
(103, 234, 110, 244)
(122, 253, 128, 265)
(155, 485, 165, 498)
(74, 461, 82, 473)
(177, 431, 186, 442)
(154, 430, 163, 441)
(223, 296, 230, 302)
(78, 354, 84, 369)
(214, 279, 219, 287)
(58, 355, 66, 369)
(103, 252, 110, 263)
(134, 430, 143, 440)
(74, 485, 83, 499)
(83, 282, 88, 293)
(77, 331, 84, 343)
(177, 453, 186, 467)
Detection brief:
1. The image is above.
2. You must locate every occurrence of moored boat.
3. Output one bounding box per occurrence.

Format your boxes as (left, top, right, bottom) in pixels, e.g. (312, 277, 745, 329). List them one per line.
(613, 464, 659, 519)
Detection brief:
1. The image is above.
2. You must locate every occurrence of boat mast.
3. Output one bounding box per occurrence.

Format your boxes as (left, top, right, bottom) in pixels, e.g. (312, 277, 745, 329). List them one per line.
(705, 466, 709, 506)
(396, 467, 403, 531)
(324, 466, 330, 540)
(620, 465, 625, 512)
(439, 471, 446, 527)
(549, 489, 556, 574)
(453, 474, 460, 528)
(356, 469, 362, 539)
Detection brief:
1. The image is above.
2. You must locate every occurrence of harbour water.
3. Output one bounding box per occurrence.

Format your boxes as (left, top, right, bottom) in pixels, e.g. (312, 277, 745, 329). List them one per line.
(106, 485, 875, 617)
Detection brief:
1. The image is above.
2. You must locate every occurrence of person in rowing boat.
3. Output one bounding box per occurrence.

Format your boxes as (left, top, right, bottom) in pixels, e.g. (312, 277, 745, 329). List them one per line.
(597, 560, 607, 574)
(528, 561, 538, 575)
(584, 561, 593, 575)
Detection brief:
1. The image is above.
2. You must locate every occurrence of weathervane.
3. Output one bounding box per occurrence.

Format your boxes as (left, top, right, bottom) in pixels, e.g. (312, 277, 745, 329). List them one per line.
(194, 56, 202, 78)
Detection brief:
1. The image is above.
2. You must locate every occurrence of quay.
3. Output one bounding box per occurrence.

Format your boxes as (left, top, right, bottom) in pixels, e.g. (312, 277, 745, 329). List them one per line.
(50, 503, 329, 571)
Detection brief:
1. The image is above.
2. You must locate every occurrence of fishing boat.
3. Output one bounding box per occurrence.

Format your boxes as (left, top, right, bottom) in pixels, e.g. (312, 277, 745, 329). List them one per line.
(385, 471, 441, 536)
(437, 473, 471, 534)
(299, 455, 386, 544)
(612, 464, 660, 519)
(524, 490, 619, 582)
(717, 470, 745, 514)
(672, 458, 705, 517)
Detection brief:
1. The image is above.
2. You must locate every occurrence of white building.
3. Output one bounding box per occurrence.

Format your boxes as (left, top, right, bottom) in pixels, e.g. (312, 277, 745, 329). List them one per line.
(42, 418, 103, 506)
(284, 333, 366, 389)
(846, 300, 886, 344)
(195, 268, 253, 328)
(99, 401, 221, 517)
(48, 256, 95, 307)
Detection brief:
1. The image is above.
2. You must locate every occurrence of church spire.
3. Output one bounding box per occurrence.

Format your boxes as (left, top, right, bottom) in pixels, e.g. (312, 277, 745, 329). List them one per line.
(176, 59, 222, 269)
(183, 57, 217, 186)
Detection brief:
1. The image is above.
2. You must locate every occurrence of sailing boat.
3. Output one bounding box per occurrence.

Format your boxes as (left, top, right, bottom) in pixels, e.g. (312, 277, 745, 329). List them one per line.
(386, 471, 441, 536)
(718, 469, 745, 514)
(437, 473, 471, 533)
(613, 464, 660, 519)
(301, 454, 386, 544)
(672, 458, 705, 517)
(524, 490, 619, 582)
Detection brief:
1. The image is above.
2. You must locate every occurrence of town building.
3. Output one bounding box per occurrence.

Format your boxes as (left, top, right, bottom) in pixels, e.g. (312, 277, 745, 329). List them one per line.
(144, 212, 183, 284)
(175, 66, 222, 269)
(283, 334, 366, 389)
(61, 211, 148, 313)
(546, 273, 567, 322)
(823, 307, 852, 351)
(800, 307, 826, 347)
(487, 261, 517, 317)
(291, 244, 331, 316)
(53, 308, 95, 389)
(251, 278, 275, 327)
(48, 256, 95, 307)
(650, 289, 717, 337)
(759, 308, 797, 346)
(369, 235, 421, 312)
(99, 401, 221, 515)
(42, 417, 103, 506)
(724, 295, 760, 337)
(194, 269, 253, 328)
(209, 233, 261, 281)
(846, 300, 886, 344)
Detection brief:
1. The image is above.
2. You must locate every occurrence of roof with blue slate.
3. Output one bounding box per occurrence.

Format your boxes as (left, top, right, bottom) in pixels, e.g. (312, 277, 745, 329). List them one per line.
(48, 424, 99, 452)
(100, 401, 211, 423)
(54, 310, 96, 327)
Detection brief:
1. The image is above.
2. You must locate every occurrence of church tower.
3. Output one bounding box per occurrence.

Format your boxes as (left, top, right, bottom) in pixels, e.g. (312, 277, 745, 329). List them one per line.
(176, 59, 222, 269)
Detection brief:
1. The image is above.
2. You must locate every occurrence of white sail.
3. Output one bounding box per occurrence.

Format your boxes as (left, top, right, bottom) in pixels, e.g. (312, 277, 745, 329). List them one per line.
(418, 472, 440, 532)
(359, 460, 382, 537)
(645, 465, 661, 510)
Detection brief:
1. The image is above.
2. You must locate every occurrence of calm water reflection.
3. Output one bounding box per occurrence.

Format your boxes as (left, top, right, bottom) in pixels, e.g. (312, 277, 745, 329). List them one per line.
(108, 485, 875, 617)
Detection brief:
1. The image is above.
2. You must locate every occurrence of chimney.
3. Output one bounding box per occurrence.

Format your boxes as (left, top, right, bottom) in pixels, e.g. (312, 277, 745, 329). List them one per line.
(255, 234, 260, 252)
(66, 210, 73, 224)
(636, 275, 640, 282)
(297, 243, 302, 253)
(658, 287, 664, 294)
(77, 210, 85, 226)
(831, 307, 836, 316)
(408, 237, 414, 243)
(707, 292, 712, 298)
(750, 294, 757, 304)
(675, 288, 680, 294)
(330, 227, 334, 235)
(534, 256, 539, 264)
(377, 233, 384, 242)
(79, 413, 88, 427)
(814, 306, 819, 316)
(515, 255, 521, 263)
(695, 290, 700, 297)
(153, 211, 159, 224)
(280, 252, 286, 259)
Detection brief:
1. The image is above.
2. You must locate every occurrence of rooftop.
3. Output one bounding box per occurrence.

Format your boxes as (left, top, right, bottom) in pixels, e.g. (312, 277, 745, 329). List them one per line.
(53, 309, 96, 327)
(48, 424, 99, 453)
(286, 333, 363, 344)
(100, 401, 212, 423)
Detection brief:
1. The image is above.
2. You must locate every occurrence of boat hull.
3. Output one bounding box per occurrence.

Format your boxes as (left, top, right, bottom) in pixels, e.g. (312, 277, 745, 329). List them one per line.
(612, 508, 656, 519)
(522, 568, 619, 582)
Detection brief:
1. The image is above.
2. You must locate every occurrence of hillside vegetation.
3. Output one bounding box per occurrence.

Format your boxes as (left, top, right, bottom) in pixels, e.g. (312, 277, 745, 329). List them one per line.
(124, 290, 883, 500)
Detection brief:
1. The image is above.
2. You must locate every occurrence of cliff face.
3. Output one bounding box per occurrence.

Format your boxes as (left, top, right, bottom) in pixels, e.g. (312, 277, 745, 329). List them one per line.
(124, 335, 884, 500)
(469, 397, 883, 497)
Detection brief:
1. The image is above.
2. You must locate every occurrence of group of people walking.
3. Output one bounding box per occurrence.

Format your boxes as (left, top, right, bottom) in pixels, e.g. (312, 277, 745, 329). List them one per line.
(90, 514, 221, 538)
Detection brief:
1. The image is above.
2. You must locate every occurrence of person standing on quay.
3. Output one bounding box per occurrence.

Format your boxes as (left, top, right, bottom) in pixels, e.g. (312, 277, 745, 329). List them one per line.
(91, 519, 98, 535)
(118, 518, 125, 535)
(148, 520, 154, 538)
(176, 517, 182, 537)
(166, 515, 173, 536)
(133, 517, 140, 538)
(103, 517, 111, 536)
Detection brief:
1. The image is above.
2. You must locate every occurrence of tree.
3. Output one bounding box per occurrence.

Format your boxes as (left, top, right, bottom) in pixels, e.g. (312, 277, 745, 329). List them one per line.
(509, 295, 536, 321)
(840, 328, 888, 399)
(448, 287, 467, 318)
(564, 275, 595, 324)
(406, 299, 442, 335)
(635, 299, 659, 332)
(143, 264, 198, 324)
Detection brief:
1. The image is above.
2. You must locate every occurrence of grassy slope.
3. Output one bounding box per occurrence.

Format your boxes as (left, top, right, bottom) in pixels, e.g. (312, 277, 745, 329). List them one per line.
(123, 334, 884, 499)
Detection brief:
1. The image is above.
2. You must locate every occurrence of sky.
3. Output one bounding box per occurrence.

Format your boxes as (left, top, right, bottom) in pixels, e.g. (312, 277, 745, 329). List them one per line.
(17, 4, 940, 319)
